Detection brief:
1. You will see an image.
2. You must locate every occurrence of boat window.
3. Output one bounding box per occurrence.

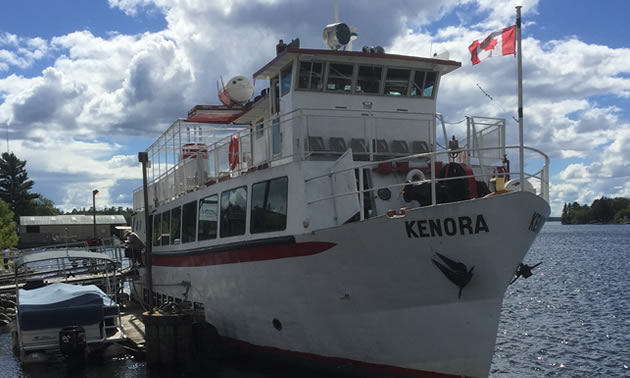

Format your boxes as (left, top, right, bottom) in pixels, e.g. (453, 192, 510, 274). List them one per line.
(182, 200, 197, 243)
(161, 210, 171, 245)
(281, 65, 292, 96)
(251, 177, 288, 234)
(298, 61, 324, 90)
(326, 63, 353, 92)
(198, 194, 218, 241)
(220, 186, 248, 237)
(384, 68, 411, 96)
(152, 213, 161, 247)
(423, 71, 437, 97)
(170, 206, 181, 245)
(410, 70, 426, 97)
(355, 65, 382, 94)
(272, 78, 280, 114)
(255, 118, 264, 139)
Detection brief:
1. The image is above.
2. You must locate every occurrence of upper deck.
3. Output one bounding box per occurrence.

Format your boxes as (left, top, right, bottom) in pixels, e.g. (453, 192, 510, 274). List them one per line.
(132, 47, 539, 213)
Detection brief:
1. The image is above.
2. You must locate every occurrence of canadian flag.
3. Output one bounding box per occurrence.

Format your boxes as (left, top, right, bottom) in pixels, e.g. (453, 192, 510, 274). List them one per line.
(469, 25, 516, 65)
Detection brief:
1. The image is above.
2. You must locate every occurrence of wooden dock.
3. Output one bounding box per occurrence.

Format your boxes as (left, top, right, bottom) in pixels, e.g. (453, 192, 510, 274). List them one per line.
(120, 301, 146, 352)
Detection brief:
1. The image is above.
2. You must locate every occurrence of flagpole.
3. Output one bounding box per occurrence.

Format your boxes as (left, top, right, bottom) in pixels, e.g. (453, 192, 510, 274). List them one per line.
(516, 6, 524, 191)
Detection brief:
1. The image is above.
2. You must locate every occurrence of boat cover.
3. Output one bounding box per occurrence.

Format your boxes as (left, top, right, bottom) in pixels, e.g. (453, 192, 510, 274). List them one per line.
(18, 282, 115, 331)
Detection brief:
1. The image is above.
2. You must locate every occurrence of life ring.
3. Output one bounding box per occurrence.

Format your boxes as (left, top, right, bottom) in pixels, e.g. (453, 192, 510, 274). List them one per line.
(228, 135, 239, 170)
(406, 169, 425, 182)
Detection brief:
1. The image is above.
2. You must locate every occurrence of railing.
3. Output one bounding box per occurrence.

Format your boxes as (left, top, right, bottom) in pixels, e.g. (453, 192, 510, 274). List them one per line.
(304, 144, 549, 222)
(132, 109, 544, 216)
(133, 109, 438, 211)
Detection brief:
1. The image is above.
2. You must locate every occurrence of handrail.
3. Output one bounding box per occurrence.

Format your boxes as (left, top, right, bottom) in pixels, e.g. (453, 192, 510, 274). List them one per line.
(305, 145, 549, 215)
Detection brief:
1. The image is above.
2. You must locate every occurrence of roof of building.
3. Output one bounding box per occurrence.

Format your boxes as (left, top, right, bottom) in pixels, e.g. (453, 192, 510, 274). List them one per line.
(20, 215, 128, 226)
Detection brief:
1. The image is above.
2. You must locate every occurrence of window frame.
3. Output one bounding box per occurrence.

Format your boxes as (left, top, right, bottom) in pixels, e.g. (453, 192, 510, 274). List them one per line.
(383, 67, 412, 97)
(297, 60, 325, 91)
(220, 185, 248, 238)
(281, 63, 293, 97)
(324, 61, 356, 93)
(198, 194, 218, 241)
(354, 64, 384, 95)
(250, 176, 289, 234)
(181, 200, 198, 244)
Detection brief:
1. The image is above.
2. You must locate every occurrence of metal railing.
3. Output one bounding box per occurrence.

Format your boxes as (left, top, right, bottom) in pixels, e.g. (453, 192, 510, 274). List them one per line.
(304, 145, 549, 222)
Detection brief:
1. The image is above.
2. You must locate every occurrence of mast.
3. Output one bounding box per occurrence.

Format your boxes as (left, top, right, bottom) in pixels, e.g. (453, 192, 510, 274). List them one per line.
(516, 6, 524, 191)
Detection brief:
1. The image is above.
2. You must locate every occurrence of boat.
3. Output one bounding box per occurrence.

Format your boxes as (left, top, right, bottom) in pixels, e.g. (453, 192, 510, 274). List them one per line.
(129, 19, 550, 378)
(12, 248, 126, 363)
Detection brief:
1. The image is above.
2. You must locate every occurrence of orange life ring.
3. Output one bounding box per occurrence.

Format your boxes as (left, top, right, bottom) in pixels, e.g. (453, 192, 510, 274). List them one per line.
(228, 135, 239, 170)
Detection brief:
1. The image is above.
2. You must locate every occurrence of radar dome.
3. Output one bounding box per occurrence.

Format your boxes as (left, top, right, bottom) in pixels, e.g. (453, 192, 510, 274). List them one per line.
(219, 76, 254, 106)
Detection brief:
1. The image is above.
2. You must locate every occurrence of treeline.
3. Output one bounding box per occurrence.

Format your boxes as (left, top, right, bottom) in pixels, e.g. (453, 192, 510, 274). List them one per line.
(561, 197, 630, 224)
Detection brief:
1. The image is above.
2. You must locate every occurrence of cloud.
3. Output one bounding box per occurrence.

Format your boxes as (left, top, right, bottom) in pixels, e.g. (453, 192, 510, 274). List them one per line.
(0, 32, 49, 72)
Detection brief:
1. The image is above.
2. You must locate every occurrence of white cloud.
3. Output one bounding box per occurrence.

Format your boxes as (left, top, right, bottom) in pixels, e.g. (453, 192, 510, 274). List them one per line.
(0, 32, 49, 72)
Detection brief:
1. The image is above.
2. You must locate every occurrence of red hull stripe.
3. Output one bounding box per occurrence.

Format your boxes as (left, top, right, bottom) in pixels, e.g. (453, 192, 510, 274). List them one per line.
(152, 241, 336, 267)
(228, 338, 469, 378)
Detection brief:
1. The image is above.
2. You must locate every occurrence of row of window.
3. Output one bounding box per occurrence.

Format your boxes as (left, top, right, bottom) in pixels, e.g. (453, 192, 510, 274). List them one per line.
(153, 177, 288, 247)
(296, 60, 437, 97)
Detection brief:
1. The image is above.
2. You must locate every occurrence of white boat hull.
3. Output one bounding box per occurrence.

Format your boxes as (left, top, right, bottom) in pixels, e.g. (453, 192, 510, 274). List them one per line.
(143, 191, 549, 377)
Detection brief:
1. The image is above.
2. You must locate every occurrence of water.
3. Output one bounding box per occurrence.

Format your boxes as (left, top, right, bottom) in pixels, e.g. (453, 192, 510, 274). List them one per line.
(491, 223, 630, 377)
(2, 223, 629, 377)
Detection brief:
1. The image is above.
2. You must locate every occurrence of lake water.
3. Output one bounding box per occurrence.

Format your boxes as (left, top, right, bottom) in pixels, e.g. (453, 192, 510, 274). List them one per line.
(1, 222, 629, 377)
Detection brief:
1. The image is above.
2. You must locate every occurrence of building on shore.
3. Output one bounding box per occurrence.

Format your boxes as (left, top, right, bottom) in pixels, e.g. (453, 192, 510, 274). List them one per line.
(18, 215, 128, 248)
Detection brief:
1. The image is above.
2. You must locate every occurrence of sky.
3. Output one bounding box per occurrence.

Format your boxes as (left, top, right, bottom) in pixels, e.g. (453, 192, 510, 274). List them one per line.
(1, 0, 629, 216)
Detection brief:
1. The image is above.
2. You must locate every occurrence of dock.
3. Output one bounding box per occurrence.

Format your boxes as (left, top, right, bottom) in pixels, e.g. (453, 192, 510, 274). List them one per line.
(119, 300, 147, 356)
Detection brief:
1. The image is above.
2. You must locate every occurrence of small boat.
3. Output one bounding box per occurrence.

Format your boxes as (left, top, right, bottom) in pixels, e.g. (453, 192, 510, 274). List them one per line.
(12, 248, 126, 363)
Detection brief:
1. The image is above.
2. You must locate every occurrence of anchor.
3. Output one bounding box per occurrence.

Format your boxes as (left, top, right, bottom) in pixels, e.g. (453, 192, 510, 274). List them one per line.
(510, 262, 542, 284)
(431, 252, 474, 299)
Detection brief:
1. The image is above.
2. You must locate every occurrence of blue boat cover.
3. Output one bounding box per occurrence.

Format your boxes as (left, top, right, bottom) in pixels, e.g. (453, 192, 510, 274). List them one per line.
(18, 282, 114, 331)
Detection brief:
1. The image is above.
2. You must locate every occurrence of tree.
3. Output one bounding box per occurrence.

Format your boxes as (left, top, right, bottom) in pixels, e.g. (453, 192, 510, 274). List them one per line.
(30, 196, 60, 216)
(590, 197, 615, 223)
(0, 199, 18, 248)
(0, 152, 40, 222)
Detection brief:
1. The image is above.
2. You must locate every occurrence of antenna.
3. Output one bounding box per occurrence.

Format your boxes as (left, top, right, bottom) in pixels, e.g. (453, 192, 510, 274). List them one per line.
(334, 0, 339, 22)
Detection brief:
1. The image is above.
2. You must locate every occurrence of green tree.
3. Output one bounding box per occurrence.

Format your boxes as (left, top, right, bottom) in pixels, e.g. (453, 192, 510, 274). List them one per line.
(30, 196, 60, 216)
(0, 199, 18, 248)
(613, 208, 630, 224)
(590, 197, 615, 223)
(0, 152, 40, 222)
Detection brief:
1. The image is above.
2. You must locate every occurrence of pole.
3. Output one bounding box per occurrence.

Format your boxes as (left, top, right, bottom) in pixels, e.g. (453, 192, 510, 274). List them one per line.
(92, 189, 99, 239)
(138, 152, 154, 312)
(516, 6, 524, 191)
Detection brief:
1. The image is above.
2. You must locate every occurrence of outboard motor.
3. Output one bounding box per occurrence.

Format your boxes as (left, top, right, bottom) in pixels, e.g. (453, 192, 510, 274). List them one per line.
(59, 326, 87, 359)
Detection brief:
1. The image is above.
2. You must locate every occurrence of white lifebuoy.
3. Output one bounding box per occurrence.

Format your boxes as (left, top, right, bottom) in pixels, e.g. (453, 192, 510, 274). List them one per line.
(504, 179, 536, 193)
(406, 169, 425, 182)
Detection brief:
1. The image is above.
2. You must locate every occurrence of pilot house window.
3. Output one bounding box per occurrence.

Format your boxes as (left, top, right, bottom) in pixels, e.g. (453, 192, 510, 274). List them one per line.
(281, 65, 292, 96)
(326, 63, 353, 92)
(384, 68, 411, 96)
(251, 177, 288, 234)
(298, 61, 324, 90)
(355, 65, 382, 94)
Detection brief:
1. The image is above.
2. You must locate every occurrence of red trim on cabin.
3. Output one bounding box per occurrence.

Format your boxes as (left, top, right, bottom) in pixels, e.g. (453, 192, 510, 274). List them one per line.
(186, 113, 242, 124)
(254, 47, 462, 78)
(227, 338, 470, 378)
(152, 241, 336, 267)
